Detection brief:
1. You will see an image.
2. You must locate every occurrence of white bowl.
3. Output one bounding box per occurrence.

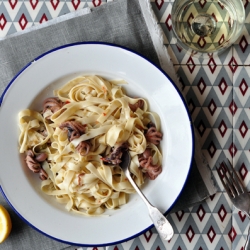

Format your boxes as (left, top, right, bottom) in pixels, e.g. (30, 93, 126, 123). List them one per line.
(0, 43, 194, 246)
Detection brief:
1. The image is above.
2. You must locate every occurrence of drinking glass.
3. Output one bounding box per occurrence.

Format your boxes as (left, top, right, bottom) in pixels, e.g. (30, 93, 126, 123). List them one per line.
(171, 0, 245, 57)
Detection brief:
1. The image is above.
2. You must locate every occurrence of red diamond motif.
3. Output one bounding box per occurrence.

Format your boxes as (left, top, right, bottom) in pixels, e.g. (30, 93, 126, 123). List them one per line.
(198, 77, 206, 94)
(186, 226, 195, 242)
(39, 13, 48, 24)
(179, 77, 185, 91)
(155, 0, 164, 10)
(208, 99, 217, 115)
(208, 141, 217, 158)
(187, 57, 196, 73)
(207, 226, 216, 243)
(176, 44, 183, 53)
(50, 0, 60, 10)
(0, 14, 7, 30)
(208, 53, 214, 58)
(239, 79, 248, 96)
(176, 210, 185, 221)
(165, 14, 172, 31)
(199, 0, 207, 8)
(219, 78, 228, 95)
(197, 36, 206, 48)
(208, 58, 217, 73)
(239, 211, 247, 222)
(244, 0, 248, 8)
(92, 0, 101, 7)
(218, 205, 227, 222)
(210, 194, 216, 200)
(239, 121, 248, 138)
(9, 0, 18, 9)
(228, 16, 232, 28)
(181, 33, 188, 43)
(228, 227, 237, 242)
(239, 163, 248, 180)
(191, 51, 199, 57)
(19, 14, 28, 30)
(188, 99, 195, 114)
(229, 100, 238, 115)
(218, 1, 224, 9)
(218, 34, 225, 45)
(187, 13, 194, 27)
(219, 120, 227, 137)
(72, 0, 80, 9)
(212, 13, 218, 22)
(197, 205, 206, 221)
(198, 120, 206, 137)
(143, 229, 153, 242)
(239, 35, 248, 53)
(229, 57, 238, 73)
(229, 143, 237, 157)
(30, 0, 38, 9)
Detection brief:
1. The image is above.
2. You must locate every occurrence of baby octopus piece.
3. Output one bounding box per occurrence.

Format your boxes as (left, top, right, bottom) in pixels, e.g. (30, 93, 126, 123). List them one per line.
(139, 148, 162, 180)
(35, 152, 48, 162)
(59, 120, 90, 155)
(59, 121, 87, 142)
(39, 168, 48, 180)
(25, 150, 41, 173)
(129, 100, 144, 112)
(76, 141, 91, 156)
(102, 142, 129, 165)
(25, 150, 48, 180)
(43, 97, 64, 117)
(145, 125, 163, 145)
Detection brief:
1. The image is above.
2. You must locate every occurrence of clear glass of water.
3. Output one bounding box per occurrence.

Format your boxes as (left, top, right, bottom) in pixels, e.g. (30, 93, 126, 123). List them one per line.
(171, 0, 245, 57)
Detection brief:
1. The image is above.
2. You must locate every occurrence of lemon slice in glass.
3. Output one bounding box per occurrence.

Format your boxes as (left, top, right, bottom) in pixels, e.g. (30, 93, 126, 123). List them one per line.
(0, 205, 12, 243)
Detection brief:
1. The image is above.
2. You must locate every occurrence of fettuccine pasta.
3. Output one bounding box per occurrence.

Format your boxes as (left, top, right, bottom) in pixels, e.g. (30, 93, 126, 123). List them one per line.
(18, 75, 163, 216)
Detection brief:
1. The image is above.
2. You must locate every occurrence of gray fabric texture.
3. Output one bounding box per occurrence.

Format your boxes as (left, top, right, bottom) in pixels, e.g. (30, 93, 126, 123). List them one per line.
(0, 0, 159, 95)
(0, 0, 214, 248)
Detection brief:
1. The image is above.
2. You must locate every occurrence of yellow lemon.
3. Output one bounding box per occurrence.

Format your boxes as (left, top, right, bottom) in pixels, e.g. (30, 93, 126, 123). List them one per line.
(0, 205, 12, 243)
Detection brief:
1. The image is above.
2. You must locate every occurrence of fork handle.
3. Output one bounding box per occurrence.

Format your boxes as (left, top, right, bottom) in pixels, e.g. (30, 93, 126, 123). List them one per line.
(125, 171, 174, 240)
(245, 224, 250, 250)
(148, 205, 174, 241)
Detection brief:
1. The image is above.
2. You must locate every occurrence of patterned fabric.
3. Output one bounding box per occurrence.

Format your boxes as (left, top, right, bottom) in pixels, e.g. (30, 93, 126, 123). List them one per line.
(0, 0, 249, 249)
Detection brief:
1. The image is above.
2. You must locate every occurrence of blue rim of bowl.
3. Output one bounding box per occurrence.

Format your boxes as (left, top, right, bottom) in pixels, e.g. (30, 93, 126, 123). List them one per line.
(0, 41, 195, 247)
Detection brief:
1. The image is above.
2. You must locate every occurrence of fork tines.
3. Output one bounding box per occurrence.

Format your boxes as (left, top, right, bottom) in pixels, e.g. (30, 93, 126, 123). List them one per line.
(216, 159, 246, 198)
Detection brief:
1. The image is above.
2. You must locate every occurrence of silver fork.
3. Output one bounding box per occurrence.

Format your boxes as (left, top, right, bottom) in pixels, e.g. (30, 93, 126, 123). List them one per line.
(120, 150, 174, 241)
(216, 159, 250, 250)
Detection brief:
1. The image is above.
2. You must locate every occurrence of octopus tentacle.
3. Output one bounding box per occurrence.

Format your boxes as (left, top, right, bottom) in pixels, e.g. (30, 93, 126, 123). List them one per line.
(102, 142, 129, 165)
(25, 154, 41, 173)
(146, 164, 162, 180)
(59, 121, 86, 142)
(39, 168, 48, 180)
(35, 152, 48, 162)
(129, 100, 144, 112)
(145, 126, 163, 145)
(25, 150, 48, 180)
(43, 97, 64, 114)
(76, 141, 91, 156)
(139, 149, 162, 180)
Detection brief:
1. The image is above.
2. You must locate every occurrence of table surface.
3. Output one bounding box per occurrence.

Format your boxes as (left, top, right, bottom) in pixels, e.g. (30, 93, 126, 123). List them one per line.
(0, 0, 249, 249)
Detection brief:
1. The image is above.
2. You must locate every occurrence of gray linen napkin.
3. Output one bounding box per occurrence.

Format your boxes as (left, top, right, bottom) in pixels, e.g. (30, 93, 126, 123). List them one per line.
(0, 0, 217, 249)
